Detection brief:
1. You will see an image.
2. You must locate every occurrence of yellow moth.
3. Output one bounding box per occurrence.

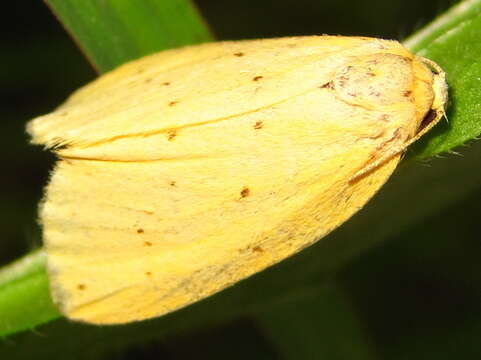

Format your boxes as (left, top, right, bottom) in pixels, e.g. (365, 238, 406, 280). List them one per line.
(27, 36, 447, 324)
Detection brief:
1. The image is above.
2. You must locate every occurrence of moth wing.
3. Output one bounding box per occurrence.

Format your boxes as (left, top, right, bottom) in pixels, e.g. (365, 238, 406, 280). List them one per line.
(33, 37, 434, 324)
(42, 88, 409, 324)
(27, 36, 410, 153)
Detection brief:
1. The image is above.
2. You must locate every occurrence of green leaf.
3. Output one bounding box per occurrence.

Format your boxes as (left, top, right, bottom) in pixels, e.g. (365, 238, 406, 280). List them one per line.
(404, 0, 481, 159)
(0, 251, 59, 336)
(45, 0, 213, 73)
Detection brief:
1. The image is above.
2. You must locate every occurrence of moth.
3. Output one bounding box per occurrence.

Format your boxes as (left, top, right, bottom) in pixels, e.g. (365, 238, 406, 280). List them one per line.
(28, 36, 447, 324)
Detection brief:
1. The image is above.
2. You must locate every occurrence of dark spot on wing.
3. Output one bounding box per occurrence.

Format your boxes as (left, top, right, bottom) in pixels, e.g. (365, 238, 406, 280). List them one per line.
(319, 81, 334, 89)
(253, 76, 263, 81)
(145, 271, 152, 276)
(253, 121, 263, 129)
(77, 284, 86, 290)
(137, 228, 144, 234)
(403, 90, 412, 97)
(240, 187, 250, 198)
(167, 130, 177, 141)
(163, 81, 171, 86)
(170, 181, 176, 186)
(169, 100, 179, 106)
(234, 52, 245, 57)
(144, 241, 152, 247)
(252, 246, 264, 253)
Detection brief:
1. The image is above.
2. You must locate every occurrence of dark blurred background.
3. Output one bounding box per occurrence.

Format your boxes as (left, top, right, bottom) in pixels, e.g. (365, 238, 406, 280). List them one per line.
(4, 1, 481, 359)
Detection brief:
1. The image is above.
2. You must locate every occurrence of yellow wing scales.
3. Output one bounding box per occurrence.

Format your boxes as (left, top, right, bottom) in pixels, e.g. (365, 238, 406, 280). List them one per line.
(28, 36, 447, 324)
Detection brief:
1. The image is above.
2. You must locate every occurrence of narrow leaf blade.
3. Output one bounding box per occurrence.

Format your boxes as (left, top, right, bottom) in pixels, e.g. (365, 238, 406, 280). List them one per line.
(45, 0, 213, 73)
